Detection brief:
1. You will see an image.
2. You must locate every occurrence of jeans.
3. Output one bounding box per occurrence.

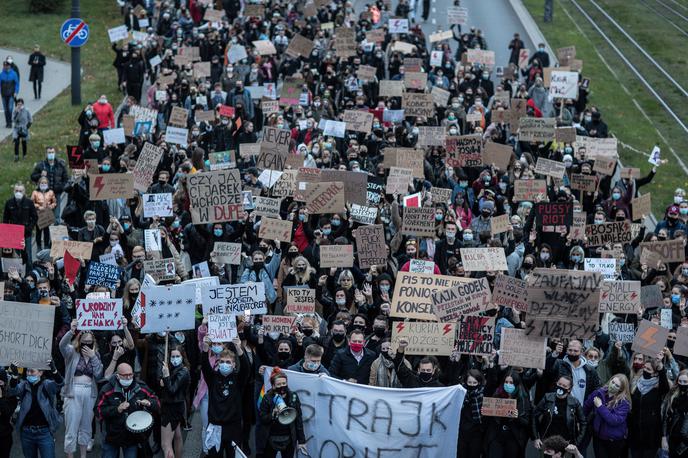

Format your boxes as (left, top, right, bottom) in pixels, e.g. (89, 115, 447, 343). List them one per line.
(102, 442, 137, 458)
(1, 95, 13, 126)
(20, 425, 55, 458)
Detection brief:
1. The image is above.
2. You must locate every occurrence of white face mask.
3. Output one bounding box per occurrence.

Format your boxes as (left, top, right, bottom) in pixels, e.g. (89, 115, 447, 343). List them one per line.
(39, 184, 48, 191)
(14, 192, 23, 200)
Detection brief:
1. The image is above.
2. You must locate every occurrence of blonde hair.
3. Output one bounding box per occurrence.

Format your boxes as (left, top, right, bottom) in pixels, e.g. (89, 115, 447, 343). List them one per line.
(606, 374, 631, 409)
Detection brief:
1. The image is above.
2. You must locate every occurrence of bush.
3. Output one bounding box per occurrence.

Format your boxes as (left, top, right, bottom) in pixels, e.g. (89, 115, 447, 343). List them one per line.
(29, 0, 65, 14)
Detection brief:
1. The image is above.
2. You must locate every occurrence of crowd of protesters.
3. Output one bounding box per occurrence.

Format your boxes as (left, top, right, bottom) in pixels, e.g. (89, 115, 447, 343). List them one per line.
(1, 0, 687, 457)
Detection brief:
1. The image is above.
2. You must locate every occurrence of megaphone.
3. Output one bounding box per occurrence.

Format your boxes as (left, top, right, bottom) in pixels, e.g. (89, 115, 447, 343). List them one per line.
(274, 394, 297, 425)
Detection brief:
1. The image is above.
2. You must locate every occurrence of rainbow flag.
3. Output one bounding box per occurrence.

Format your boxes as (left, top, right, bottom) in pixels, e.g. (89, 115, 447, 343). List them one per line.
(257, 384, 265, 409)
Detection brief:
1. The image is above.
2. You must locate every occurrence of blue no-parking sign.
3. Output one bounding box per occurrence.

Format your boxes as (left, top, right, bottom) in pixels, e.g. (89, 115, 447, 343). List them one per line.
(60, 18, 89, 47)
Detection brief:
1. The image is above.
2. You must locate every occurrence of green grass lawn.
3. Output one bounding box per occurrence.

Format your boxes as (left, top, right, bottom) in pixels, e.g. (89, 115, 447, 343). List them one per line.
(524, 0, 688, 216)
(0, 0, 121, 201)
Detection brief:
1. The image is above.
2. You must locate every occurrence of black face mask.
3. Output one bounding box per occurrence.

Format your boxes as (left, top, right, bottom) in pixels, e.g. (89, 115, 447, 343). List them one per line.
(237, 332, 246, 341)
(568, 354, 580, 362)
(466, 384, 479, 391)
(332, 333, 346, 343)
(277, 352, 290, 361)
(680, 384, 688, 393)
(81, 343, 93, 349)
(253, 261, 264, 271)
(302, 329, 314, 337)
(373, 327, 386, 338)
(642, 370, 655, 380)
(381, 351, 392, 360)
(276, 387, 287, 395)
(419, 372, 433, 383)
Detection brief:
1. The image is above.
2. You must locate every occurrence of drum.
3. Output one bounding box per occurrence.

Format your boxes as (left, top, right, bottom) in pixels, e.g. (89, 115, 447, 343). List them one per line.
(125, 410, 153, 433)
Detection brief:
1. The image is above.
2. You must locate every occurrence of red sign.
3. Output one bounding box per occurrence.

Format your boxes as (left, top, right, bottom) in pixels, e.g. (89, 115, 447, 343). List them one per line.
(219, 105, 235, 118)
(0, 224, 26, 249)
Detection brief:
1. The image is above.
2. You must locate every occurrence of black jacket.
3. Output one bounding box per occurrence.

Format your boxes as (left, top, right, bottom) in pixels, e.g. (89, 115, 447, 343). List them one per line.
(394, 352, 444, 388)
(532, 393, 586, 445)
(28, 52, 46, 82)
(629, 369, 670, 449)
(31, 159, 69, 194)
(96, 376, 160, 446)
(3, 196, 38, 236)
(160, 365, 190, 407)
(201, 350, 250, 425)
(329, 347, 376, 384)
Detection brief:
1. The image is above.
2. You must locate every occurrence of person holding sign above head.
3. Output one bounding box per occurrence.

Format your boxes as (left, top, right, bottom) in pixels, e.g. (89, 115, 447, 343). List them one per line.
(59, 319, 103, 458)
(200, 335, 249, 458)
(6, 359, 62, 458)
(159, 345, 190, 458)
(256, 368, 308, 458)
(240, 243, 281, 311)
(484, 370, 533, 458)
(393, 338, 444, 387)
(96, 362, 160, 458)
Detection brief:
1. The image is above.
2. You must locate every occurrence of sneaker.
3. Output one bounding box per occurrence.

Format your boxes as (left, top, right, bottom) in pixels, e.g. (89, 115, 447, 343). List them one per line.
(87, 439, 94, 452)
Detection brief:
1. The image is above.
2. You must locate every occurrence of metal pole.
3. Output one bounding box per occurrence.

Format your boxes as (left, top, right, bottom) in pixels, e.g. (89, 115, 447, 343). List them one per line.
(71, 0, 81, 105)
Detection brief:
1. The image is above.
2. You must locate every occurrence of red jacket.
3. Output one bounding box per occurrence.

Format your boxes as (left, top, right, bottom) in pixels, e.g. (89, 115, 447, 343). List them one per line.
(92, 102, 115, 129)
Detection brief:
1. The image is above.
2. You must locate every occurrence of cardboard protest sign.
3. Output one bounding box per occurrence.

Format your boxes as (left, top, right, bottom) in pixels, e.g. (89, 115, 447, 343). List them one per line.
(261, 100, 279, 116)
(571, 173, 597, 192)
(518, 117, 556, 142)
(534, 202, 573, 233)
(355, 224, 386, 269)
(391, 272, 471, 321)
(446, 135, 483, 167)
(320, 169, 368, 206)
(350, 204, 378, 225)
(447, 6, 468, 24)
(661, 308, 673, 329)
(632, 193, 651, 221)
(254, 196, 281, 219)
(391, 321, 456, 356)
(207, 314, 238, 342)
(305, 182, 346, 214)
(165, 126, 188, 146)
(47, 225, 68, 242)
(526, 269, 602, 339)
(460, 247, 508, 272)
(133, 143, 164, 191)
(402, 93, 434, 117)
(534, 157, 566, 179)
(514, 179, 547, 202)
(1, 258, 23, 274)
(431, 277, 492, 321)
(285, 288, 316, 315)
(86, 262, 121, 289)
(417, 127, 445, 147)
(592, 152, 618, 176)
(253, 40, 277, 55)
(490, 214, 511, 236)
(143, 259, 176, 282)
(483, 142, 513, 170)
(465, 49, 495, 67)
(585, 220, 632, 246)
(343, 110, 374, 134)
(549, 71, 579, 99)
(384, 148, 424, 177)
(620, 167, 641, 179)
(403, 72, 427, 90)
(50, 240, 93, 260)
(557, 46, 577, 65)
(75, 298, 122, 330)
(258, 126, 291, 170)
(570, 211, 587, 240)
(210, 242, 241, 266)
(144, 229, 162, 253)
(585, 258, 617, 280)
(285, 34, 315, 58)
(272, 170, 297, 197)
(555, 126, 577, 143)
(640, 239, 684, 264)
(320, 244, 354, 268)
(169, 106, 189, 127)
(456, 315, 496, 356)
(108, 25, 129, 42)
(143, 193, 173, 218)
(599, 280, 641, 313)
(0, 224, 25, 249)
(430, 86, 451, 107)
(388, 18, 409, 33)
(201, 282, 267, 316)
(188, 169, 242, 224)
(379, 80, 404, 97)
(492, 274, 528, 312)
(258, 217, 292, 242)
(431, 187, 452, 205)
(674, 326, 688, 357)
(262, 315, 296, 335)
(609, 322, 635, 343)
(0, 301, 55, 369)
(632, 319, 669, 357)
(481, 398, 517, 417)
(386, 167, 413, 195)
(402, 207, 436, 237)
(499, 328, 546, 369)
(641, 284, 664, 310)
(429, 30, 453, 43)
(103, 128, 125, 145)
(89, 174, 135, 200)
(357, 65, 377, 82)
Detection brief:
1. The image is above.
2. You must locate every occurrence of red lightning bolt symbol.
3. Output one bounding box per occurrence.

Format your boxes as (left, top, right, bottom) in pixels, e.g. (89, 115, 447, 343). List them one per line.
(78, 311, 83, 319)
(631, 292, 638, 300)
(602, 292, 608, 299)
(92, 176, 105, 196)
(396, 322, 405, 333)
(443, 324, 453, 335)
(113, 311, 118, 319)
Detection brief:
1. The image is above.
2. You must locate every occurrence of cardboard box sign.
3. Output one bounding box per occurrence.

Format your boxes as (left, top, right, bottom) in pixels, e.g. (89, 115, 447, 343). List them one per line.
(456, 315, 496, 356)
(431, 277, 493, 321)
(391, 272, 473, 321)
(355, 224, 386, 269)
(518, 117, 556, 142)
(258, 217, 293, 242)
(187, 169, 243, 224)
(481, 398, 517, 417)
(499, 328, 546, 369)
(320, 244, 354, 268)
(285, 288, 316, 315)
(391, 321, 456, 356)
(89, 174, 135, 200)
(305, 182, 346, 214)
(492, 274, 528, 312)
(446, 135, 483, 167)
(262, 315, 296, 335)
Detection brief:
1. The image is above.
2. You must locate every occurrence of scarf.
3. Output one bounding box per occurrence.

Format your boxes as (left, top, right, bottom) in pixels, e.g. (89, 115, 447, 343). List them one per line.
(465, 386, 484, 423)
(375, 355, 400, 388)
(636, 375, 659, 395)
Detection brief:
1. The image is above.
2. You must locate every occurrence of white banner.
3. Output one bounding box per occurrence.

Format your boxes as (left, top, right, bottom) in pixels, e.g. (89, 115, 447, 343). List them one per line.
(140, 283, 196, 333)
(283, 370, 464, 457)
(201, 282, 266, 315)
